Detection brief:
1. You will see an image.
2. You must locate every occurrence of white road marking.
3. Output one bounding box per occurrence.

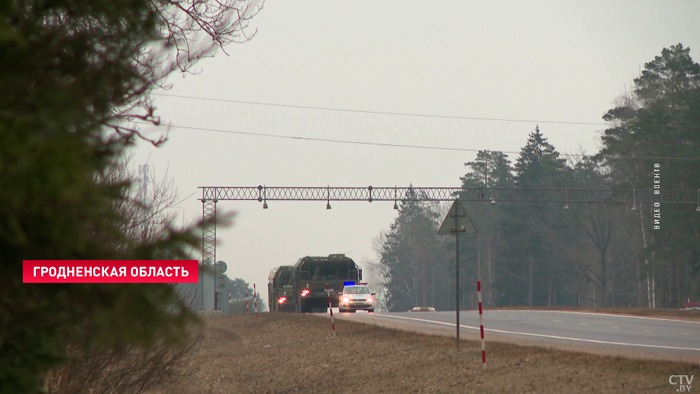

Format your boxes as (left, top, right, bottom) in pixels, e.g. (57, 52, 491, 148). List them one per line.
(611, 326, 619, 329)
(371, 314, 700, 352)
(553, 320, 561, 323)
(580, 323, 588, 326)
(502, 310, 700, 325)
(644, 330, 652, 332)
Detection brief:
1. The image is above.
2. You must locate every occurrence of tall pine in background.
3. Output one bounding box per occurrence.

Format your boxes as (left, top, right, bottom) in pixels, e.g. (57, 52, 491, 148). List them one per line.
(497, 127, 572, 306)
(373, 187, 446, 311)
(459, 151, 514, 306)
(370, 45, 700, 312)
(599, 44, 700, 307)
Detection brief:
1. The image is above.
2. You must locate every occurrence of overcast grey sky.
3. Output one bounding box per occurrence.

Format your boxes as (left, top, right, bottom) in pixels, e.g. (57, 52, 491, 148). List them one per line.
(131, 1, 700, 304)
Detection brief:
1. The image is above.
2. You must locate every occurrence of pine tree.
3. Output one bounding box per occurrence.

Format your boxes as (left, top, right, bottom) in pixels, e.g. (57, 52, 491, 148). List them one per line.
(599, 44, 700, 307)
(374, 187, 445, 311)
(459, 151, 514, 306)
(498, 127, 571, 307)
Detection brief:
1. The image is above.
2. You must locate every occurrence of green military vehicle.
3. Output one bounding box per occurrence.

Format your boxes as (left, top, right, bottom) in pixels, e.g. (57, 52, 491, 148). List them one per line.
(292, 254, 362, 313)
(267, 265, 296, 312)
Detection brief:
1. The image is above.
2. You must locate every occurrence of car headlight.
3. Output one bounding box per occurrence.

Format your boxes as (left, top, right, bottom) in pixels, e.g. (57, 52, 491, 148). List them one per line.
(342, 297, 349, 303)
(366, 296, 373, 303)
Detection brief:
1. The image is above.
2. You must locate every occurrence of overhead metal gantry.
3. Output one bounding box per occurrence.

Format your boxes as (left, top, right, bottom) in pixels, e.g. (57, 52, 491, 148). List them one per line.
(200, 185, 699, 204)
(199, 185, 700, 279)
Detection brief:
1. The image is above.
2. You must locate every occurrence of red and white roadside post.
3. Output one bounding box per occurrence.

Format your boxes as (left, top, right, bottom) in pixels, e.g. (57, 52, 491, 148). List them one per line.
(477, 280, 486, 370)
(246, 286, 249, 314)
(254, 283, 258, 318)
(327, 283, 336, 337)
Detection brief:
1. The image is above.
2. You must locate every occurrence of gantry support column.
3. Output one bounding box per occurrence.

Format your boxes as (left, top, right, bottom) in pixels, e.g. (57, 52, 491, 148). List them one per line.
(201, 198, 217, 310)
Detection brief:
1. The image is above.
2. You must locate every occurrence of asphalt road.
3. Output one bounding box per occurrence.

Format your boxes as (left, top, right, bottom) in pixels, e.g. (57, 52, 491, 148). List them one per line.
(344, 310, 700, 356)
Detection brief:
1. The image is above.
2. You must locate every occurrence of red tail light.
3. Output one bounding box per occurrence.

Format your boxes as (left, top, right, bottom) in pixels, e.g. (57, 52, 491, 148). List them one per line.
(278, 296, 287, 304)
(301, 289, 310, 297)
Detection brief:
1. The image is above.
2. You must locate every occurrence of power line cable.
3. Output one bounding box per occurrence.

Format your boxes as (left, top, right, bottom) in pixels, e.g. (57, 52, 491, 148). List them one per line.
(135, 122, 500, 153)
(152, 93, 608, 127)
(133, 121, 700, 160)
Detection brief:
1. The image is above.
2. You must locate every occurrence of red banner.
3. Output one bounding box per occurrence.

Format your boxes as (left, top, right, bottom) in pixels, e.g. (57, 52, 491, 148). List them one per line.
(23, 260, 199, 283)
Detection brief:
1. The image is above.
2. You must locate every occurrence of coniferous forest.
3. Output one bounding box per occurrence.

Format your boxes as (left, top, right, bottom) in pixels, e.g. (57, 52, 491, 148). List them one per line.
(372, 44, 700, 312)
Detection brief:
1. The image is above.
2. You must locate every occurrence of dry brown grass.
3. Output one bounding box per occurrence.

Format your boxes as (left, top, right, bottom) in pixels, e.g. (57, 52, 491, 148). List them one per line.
(44, 327, 203, 394)
(147, 313, 699, 394)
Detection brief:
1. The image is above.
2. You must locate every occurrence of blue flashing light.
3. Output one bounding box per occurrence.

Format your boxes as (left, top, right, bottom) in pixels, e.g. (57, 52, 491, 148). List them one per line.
(344, 281, 356, 286)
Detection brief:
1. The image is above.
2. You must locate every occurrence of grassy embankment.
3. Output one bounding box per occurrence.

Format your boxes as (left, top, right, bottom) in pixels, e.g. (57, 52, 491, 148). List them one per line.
(150, 312, 699, 394)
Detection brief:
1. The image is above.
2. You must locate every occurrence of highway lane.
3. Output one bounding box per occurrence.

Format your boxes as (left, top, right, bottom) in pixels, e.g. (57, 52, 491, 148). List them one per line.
(340, 310, 700, 356)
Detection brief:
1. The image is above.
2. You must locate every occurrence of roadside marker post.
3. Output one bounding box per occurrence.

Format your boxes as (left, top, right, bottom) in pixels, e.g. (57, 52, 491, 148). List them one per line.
(327, 283, 336, 337)
(254, 283, 258, 318)
(478, 280, 486, 370)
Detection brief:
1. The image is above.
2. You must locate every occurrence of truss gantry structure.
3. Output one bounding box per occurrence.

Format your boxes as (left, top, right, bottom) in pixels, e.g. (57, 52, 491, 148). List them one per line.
(200, 185, 698, 205)
(198, 185, 700, 299)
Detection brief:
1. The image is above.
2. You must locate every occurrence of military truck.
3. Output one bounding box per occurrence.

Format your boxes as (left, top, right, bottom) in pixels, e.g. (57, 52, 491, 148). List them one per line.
(292, 254, 362, 313)
(267, 265, 296, 312)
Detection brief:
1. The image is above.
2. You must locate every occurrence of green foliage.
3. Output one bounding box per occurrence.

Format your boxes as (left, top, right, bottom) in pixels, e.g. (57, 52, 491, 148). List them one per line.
(600, 45, 700, 189)
(373, 187, 446, 311)
(228, 277, 252, 299)
(371, 45, 700, 312)
(477, 45, 700, 309)
(513, 126, 568, 188)
(220, 276, 267, 312)
(368, 45, 700, 312)
(599, 43, 700, 303)
(461, 150, 514, 190)
(458, 151, 513, 307)
(496, 127, 573, 306)
(0, 0, 262, 392)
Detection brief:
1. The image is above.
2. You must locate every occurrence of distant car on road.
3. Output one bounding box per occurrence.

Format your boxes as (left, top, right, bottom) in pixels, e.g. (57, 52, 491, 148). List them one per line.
(339, 284, 374, 313)
(409, 306, 436, 312)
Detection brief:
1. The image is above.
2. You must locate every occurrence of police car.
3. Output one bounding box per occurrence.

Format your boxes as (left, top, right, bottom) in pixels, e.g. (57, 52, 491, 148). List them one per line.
(338, 283, 374, 313)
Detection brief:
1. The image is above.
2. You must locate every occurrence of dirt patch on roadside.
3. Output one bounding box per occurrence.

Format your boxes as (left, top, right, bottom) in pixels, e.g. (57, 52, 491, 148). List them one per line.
(149, 313, 698, 394)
